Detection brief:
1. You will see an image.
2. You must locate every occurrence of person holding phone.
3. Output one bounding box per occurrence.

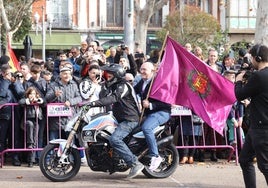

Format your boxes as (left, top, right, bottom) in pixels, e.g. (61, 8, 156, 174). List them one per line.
(18, 87, 46, 167)
(79, 64, 103, 115)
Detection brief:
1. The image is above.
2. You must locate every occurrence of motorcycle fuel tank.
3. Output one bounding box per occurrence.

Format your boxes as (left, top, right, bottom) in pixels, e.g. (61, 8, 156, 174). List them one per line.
(82, 113, 118, 142)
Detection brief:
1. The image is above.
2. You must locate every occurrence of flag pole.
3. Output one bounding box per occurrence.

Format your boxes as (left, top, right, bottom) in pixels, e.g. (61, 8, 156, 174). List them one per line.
(138, 31, 169, 125)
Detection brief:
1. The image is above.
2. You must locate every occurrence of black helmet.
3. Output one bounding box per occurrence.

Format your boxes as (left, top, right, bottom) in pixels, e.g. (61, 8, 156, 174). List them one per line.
(101, 63, 125, 79)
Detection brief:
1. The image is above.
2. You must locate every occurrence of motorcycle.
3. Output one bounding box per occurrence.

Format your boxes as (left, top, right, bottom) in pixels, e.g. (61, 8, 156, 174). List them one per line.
(39, 106, 179, 182)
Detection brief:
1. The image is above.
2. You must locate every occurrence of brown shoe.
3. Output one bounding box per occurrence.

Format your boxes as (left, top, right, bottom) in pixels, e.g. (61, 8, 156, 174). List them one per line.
(180, 157, 188, 164)
(188, 157, 194, 164)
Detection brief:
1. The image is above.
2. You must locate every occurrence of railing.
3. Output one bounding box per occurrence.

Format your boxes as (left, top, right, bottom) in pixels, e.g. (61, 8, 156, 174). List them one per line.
(0, 103, 244, 167)
(0, 103, 74, 168)
(170, 106, 244, 165)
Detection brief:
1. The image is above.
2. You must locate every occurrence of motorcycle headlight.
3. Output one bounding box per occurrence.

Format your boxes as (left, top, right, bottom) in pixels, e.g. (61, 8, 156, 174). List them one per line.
(82, 129, 97, 142)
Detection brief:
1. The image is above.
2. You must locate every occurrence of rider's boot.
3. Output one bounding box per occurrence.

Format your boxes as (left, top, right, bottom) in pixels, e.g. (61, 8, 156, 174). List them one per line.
(127, 161, 144, 179)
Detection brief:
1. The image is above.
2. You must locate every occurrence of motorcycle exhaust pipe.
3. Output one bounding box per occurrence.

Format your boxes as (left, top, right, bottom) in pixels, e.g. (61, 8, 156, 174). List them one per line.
(157, 135, 174, 148)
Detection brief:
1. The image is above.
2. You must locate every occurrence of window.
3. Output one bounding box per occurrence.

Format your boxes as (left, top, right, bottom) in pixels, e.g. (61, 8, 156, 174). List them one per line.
(46, 0, 71, 29)
(185, 0, 201, 6)
(149, 9, 162, 27)
(175, 0, 202, 9)
(106, 0, 123, 26)
(227, 0, 257, 29)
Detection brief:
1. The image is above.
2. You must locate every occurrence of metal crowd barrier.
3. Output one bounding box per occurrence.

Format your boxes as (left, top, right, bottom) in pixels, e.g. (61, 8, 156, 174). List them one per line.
(170, 105, 243, 165)
(0, 103, 243, 167)
(0, 102, 75, 168)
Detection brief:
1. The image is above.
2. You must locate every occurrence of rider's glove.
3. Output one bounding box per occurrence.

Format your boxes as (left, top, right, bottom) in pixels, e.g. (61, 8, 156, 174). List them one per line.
(82, 105, 90, 112)
(88, 101, 95, 107)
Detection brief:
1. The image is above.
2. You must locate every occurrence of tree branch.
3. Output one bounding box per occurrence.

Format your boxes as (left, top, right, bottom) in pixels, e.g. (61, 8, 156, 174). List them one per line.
(0, 0, 11, 31)
(134, 0, 141, 12)
(154, 0, 169, 12)
(7, 0, 36, 32)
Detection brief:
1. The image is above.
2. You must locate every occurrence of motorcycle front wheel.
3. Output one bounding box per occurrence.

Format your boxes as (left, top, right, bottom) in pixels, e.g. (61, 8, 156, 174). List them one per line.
(39, 144, 81, 182)
(142, 143, 179, 178)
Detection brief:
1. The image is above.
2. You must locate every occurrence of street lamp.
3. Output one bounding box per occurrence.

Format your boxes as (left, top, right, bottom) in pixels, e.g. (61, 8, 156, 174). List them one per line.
(47, 14, 54, 36)
(34, 6, 46, 62)
(34, 12, 40, 35)
(0, 18, 2, 56)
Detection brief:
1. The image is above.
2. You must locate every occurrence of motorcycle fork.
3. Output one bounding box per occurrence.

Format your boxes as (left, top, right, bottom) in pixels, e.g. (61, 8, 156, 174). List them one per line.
(59, 117, 82, 164)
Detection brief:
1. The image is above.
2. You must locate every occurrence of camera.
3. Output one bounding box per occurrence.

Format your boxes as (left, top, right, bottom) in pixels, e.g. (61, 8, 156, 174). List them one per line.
(95, 74, 100, 80)
(15, 73, 23, 79)
(134, 52, 144, 59)
(240, 56, 252, 71)
(236, 56, 254, 83)
(93, 54, 101, 61)
(82, 54, 89, 59)
(120, 44, 126, 50)
(236, 56, 253, 76)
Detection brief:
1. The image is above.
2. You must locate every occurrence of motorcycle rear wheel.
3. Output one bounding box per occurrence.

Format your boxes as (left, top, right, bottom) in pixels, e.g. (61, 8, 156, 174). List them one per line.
(39, 144, 81, 182)
(142, 143, 179, 178)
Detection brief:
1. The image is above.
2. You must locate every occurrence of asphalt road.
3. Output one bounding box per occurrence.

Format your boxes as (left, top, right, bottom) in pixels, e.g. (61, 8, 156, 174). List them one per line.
(0, 160, 267, 188)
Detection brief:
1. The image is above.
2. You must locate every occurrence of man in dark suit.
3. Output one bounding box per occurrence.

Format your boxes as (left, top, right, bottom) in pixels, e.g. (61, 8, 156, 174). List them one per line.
(134, 62, 171, 171)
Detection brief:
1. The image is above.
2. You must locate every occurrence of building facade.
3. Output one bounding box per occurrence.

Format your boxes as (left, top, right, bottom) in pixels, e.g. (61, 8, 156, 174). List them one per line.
(13, 0, 169, 58)
(11, 0, 256, 59)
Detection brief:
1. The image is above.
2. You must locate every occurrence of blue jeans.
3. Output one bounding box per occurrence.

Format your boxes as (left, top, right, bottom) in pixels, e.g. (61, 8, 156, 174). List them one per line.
(109, 121, 139, 166)
(142, 111, 170, 157)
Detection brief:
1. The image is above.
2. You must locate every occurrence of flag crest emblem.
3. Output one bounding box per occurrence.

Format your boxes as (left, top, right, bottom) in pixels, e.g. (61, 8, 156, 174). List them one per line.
(187, 70, 211, 98)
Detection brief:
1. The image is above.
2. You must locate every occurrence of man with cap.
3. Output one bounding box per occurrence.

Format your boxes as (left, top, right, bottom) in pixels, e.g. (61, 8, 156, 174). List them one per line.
(45, 66, 82, 140)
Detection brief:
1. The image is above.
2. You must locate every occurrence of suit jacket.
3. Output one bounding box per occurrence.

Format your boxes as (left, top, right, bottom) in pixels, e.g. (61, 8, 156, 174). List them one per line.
(134, 79, 171, 115)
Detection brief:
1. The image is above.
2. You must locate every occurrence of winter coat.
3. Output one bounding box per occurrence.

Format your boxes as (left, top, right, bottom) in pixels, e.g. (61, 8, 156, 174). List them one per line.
(0, 76, 16, 120)
(18, 97, 46, 120)
(45, 79, 82, 130)
(45, 79, 82, 106)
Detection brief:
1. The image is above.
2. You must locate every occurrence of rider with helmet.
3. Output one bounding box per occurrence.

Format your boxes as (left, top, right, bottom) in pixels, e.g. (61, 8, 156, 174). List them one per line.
(87, 63, 143, 179)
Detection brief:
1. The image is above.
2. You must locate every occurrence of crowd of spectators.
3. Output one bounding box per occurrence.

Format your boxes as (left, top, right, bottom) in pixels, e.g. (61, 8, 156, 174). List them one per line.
(0, 40, 250, 167)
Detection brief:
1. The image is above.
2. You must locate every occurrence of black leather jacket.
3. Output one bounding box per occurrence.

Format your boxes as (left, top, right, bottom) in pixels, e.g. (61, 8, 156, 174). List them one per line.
(91, 79, 140, 123)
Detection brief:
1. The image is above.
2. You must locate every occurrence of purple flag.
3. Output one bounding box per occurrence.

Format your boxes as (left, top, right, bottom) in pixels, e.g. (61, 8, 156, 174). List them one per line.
(150, 37, 236, 135)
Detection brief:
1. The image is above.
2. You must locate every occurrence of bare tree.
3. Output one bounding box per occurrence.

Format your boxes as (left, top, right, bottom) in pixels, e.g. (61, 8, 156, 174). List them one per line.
(134, 0, 169, 53)
(0, 0, 11, 31)
(0, 0, 36, 52)
(254, 0, 268, 45)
